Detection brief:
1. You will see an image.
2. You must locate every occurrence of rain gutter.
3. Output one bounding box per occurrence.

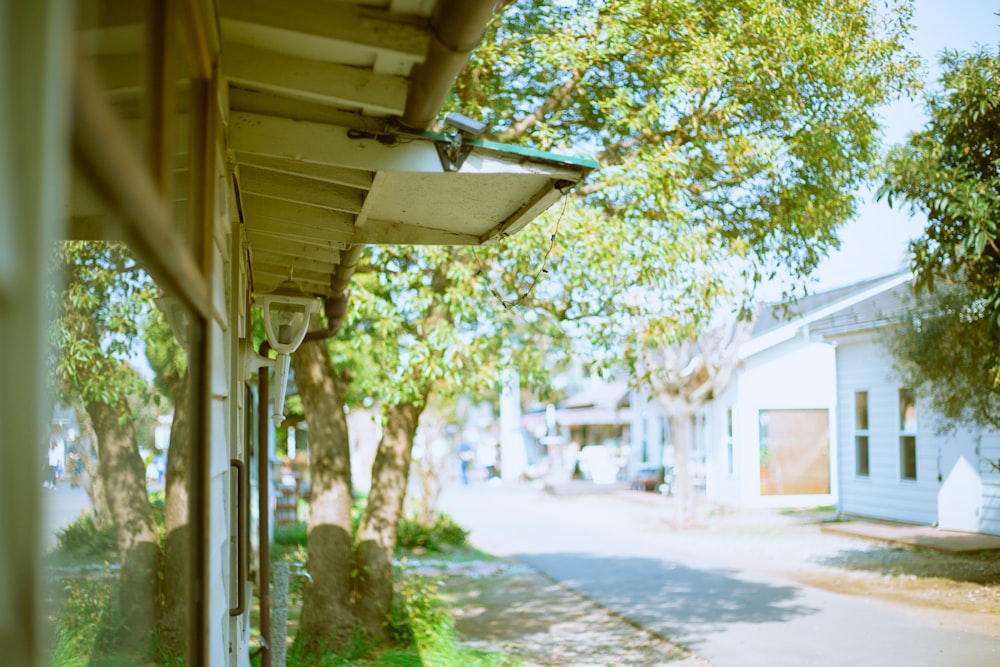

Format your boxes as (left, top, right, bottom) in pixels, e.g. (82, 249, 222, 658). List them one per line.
(328, 1, 497, 312)
(399, 0, 498, 131)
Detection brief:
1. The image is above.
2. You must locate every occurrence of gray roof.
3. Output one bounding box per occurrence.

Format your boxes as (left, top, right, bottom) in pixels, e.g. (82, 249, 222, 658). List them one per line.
(752, 271, 910, 337)
(808, 279, 913, 337)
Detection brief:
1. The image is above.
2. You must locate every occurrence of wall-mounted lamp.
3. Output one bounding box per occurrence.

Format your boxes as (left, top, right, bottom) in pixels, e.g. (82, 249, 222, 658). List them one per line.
(255, 279, 320, 426)
(155, 296, 190, 350)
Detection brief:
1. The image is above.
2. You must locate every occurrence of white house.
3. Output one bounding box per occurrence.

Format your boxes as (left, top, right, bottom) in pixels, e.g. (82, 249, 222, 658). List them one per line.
(630, 272, 913, 509)
(810, 279, 1000, 534)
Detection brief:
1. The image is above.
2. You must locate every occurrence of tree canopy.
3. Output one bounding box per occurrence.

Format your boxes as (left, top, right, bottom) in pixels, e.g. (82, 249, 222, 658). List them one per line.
(457, 0, 920, 378)
(886, 281, 1000, 431)
(880, 46, 1000, 320)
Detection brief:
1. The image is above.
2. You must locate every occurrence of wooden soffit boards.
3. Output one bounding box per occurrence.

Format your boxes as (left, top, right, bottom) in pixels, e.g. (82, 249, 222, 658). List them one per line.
(229, 111, 597, 295)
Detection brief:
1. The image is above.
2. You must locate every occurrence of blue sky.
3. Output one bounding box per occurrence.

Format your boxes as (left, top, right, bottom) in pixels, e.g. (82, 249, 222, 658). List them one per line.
(805, 0, 999, 292)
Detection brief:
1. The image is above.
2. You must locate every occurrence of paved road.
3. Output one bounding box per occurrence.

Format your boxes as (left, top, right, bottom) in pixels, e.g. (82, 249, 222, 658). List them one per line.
(440, 483, 1000, 667)
(42, 481, 91, 551)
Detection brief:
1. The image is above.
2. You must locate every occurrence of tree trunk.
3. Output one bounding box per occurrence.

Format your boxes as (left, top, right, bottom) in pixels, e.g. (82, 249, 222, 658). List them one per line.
(159, 372, 190, 655)
(670, 410, 695, 526)
(292, 339, 358, 654)
(416, 459, 442, 527)
(86, 400, 159, 656)
(354, 401, 423, 641)
(76, 421, 112, 530)
(412, 418, 447, 527)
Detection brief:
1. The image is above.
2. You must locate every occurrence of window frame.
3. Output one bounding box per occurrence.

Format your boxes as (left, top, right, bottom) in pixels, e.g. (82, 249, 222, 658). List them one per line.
(854, 390, 870, 478)
(898, 388, 918, 481)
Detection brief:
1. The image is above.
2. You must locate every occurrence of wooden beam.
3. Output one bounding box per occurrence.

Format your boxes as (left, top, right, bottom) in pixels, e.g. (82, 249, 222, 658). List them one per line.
(230, 111, 590, 180)
(240, 192, 356, 231)
(252, 246, 342, 270)
(227, 87, 379, 128)
(253, 261, 332, 286)
(219, 0, 428, 62)
(245, 228, 350, 256)
(254, 268, 335, 294)
(235, 152, 372, 190)
(480, 181, 566, 245)
(238, 164, 364, 214)
(229, 111, 446, 173)
(223, 42, 408, 116)
(355, 219, 481, 245)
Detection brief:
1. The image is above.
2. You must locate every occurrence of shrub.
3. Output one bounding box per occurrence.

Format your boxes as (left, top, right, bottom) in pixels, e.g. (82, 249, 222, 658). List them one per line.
(55, 511, 116, 558)
(396, 513, 469, 552)
(388, 573, 511, 667)
(274, 521, 308, 548)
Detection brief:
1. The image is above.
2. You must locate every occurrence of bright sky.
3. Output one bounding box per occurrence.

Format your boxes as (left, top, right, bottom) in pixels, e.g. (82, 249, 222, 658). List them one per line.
(804, 0, 999, 292)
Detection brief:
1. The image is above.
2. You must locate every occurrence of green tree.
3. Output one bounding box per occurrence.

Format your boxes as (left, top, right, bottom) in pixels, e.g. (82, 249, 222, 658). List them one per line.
(143, 300, 191, 654)
(291, 329, 357, 653)
(879, 46, 1000, 418)
(346, 245, 517, 641)
(881, 47, 1000, 316)
(292, 0, 920, 650)
(461, 0, 918, 506)
(52, 241, 160, 654)
(886, 281, 1000, 432)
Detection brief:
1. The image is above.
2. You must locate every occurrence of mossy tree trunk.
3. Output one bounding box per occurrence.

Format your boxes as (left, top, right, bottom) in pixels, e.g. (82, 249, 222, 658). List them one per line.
(354, 401, 423, 641)
(293, 338, 358, 654)
(87, 399, 159, 655)
(159, 372, 190, 655)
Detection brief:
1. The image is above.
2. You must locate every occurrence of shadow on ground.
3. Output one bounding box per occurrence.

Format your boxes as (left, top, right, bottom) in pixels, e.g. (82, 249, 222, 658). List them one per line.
(816, 546, 1000, 586)
(514, 552, 818, 649)
(441, 559, 712, 666)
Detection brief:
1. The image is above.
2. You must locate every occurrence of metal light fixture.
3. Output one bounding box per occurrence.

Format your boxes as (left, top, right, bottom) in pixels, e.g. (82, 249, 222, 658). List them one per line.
(256, 278, 320, 426)
(155, 296, 190, 349)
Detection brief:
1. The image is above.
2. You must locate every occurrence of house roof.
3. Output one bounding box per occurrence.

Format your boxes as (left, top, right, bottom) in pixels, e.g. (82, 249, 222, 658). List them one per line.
(752, 272, 910, 337)
(220, 0, 597, 299)
(560, 380, 631, 410)
(740, 271, 911, 359)
(809, 279, 912, 337)
(74, 0, 597, 302)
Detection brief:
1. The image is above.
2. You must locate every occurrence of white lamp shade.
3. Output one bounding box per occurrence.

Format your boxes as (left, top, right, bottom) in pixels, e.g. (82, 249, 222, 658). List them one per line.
(257, 285, 320, 355)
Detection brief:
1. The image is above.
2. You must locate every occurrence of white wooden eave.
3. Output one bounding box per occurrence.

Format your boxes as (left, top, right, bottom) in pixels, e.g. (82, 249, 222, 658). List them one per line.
(219, 0, 596, 299)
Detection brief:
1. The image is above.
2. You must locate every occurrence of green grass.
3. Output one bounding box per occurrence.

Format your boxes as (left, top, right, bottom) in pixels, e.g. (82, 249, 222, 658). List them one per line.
(49, 498, 506, 666)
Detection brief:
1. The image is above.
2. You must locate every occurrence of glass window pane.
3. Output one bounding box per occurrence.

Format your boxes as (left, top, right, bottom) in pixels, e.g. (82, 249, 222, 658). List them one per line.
(900, 435, 917, 480)
(855, 435, 870, 477)
(44, 171, 194, 665)
(855, 391, 868, 430)
(899, 388, 917, 432)
(759, 409, 831, 496)
(76, 0, 150, 164)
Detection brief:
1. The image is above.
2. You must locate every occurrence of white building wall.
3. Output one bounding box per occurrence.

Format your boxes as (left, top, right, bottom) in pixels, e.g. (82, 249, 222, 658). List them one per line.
(732, 333, 838, 508)
(979, 433, 1000, 535)
(705, 382, 740, 505)
(833, 333, 938, 525)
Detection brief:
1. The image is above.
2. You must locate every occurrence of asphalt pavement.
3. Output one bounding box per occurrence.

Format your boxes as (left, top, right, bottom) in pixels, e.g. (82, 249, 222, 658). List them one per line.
(41, 480, 91, 551)
(440, 481, 1000, 667)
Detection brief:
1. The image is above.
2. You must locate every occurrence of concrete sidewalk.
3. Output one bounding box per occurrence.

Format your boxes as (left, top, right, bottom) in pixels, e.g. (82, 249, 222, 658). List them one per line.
(548, 483, 1000, 555)
(821, 517, 1000, 554)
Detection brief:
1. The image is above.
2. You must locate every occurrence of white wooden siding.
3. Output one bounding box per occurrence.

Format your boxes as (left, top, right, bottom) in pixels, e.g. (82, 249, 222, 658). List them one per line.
(834, 334, 938, 524)
(732, 334, 837, 508)
(978, 432, 1000, 534)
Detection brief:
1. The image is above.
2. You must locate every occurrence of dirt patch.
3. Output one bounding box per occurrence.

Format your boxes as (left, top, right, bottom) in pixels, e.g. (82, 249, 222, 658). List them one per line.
(780, 544, 1000, 636)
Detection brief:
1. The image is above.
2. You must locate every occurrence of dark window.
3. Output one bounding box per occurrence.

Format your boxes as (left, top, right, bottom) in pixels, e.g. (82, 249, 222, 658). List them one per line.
(899, 389, 917, 480)
(854, 391, 870, 477)
(855, 436, 870, 476)
(855, 391, 868, 430)
(900, 436, 917, 480)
